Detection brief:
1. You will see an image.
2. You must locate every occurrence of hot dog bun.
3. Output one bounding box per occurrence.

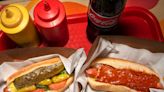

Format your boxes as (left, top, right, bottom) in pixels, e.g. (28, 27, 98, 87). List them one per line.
(88, 77, 136, 92)
(5, 57, 74, 92)
(54, 76, 73, 92)
(4, 76, 73, 92)
(91, 58, 158, 76)
(86, 58, 161, 92)
(7, 57, 62, 85)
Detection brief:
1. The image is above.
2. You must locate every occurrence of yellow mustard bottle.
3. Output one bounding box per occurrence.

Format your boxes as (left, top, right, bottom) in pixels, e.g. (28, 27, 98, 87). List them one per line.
(0, 4, 40, 47)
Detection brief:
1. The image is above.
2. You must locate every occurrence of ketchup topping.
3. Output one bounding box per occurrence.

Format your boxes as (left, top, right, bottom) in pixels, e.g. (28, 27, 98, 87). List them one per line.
(86, 64, 161, 92)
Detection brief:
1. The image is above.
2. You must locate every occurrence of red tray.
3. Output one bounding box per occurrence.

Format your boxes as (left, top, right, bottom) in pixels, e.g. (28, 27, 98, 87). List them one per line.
(118, 7, 163, 41)
(65, 7, 163, 53)
(0, 7, 163, 54)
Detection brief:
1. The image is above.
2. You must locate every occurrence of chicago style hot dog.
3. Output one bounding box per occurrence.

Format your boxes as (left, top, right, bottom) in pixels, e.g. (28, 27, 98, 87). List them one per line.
(86, 58, 163, 92)
(4, 57, 73, 92)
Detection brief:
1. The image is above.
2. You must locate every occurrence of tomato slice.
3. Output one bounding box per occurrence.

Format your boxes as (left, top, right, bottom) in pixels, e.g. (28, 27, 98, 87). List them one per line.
(86, 68, 98, 78)
(157, 83, 163, 89)
(4, 87, 9, 92)
(49, 80, 67, 90)
(32, 89, 45, 92)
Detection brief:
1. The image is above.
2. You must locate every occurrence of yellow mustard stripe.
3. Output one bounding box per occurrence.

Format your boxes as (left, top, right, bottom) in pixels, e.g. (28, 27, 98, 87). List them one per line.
(26, 0, 39, 11)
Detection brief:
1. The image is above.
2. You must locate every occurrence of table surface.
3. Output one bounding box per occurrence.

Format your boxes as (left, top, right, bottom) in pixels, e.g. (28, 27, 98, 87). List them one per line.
(0, 0, 164, 38)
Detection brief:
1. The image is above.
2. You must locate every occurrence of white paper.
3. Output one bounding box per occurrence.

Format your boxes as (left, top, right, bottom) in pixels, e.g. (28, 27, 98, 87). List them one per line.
(0, 48, 87, 92)
(77, 38, 118, 92)
(150, 88, 164, 92)
(79, 38, 164, 92)
(65, 48, 87, 92)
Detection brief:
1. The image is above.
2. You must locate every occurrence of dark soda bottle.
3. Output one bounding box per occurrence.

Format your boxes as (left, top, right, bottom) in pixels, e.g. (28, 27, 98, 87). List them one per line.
(87, 0, 127, 42)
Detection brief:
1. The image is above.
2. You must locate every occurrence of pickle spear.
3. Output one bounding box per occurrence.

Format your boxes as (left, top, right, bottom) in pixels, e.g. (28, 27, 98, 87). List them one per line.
(13, 61, 64, 89)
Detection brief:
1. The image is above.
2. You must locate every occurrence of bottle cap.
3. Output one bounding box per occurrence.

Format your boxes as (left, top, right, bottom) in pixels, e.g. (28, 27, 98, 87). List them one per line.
(34, 0, 66, 28)
(37, 0, 59, 21)
(0, 4, 29, 34)
(1, 6, 22, 28)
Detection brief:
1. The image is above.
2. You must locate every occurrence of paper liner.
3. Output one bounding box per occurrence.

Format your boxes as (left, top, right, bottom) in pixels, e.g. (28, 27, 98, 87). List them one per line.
(0, 48, 87, 92)
(78, 38, 164, 92)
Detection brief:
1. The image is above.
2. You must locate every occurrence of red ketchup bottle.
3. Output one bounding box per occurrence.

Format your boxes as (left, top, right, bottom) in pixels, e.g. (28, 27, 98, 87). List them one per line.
(34, 0, 68, 46)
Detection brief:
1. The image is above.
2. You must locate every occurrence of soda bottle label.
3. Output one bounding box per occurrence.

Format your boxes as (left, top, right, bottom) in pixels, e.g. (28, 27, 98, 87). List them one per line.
(88, 6, 120, 28)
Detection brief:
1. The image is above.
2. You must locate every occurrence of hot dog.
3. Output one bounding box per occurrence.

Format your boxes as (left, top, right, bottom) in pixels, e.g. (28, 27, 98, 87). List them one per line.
(4, 57, 73, 92)
(86, 58, 163, 92)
